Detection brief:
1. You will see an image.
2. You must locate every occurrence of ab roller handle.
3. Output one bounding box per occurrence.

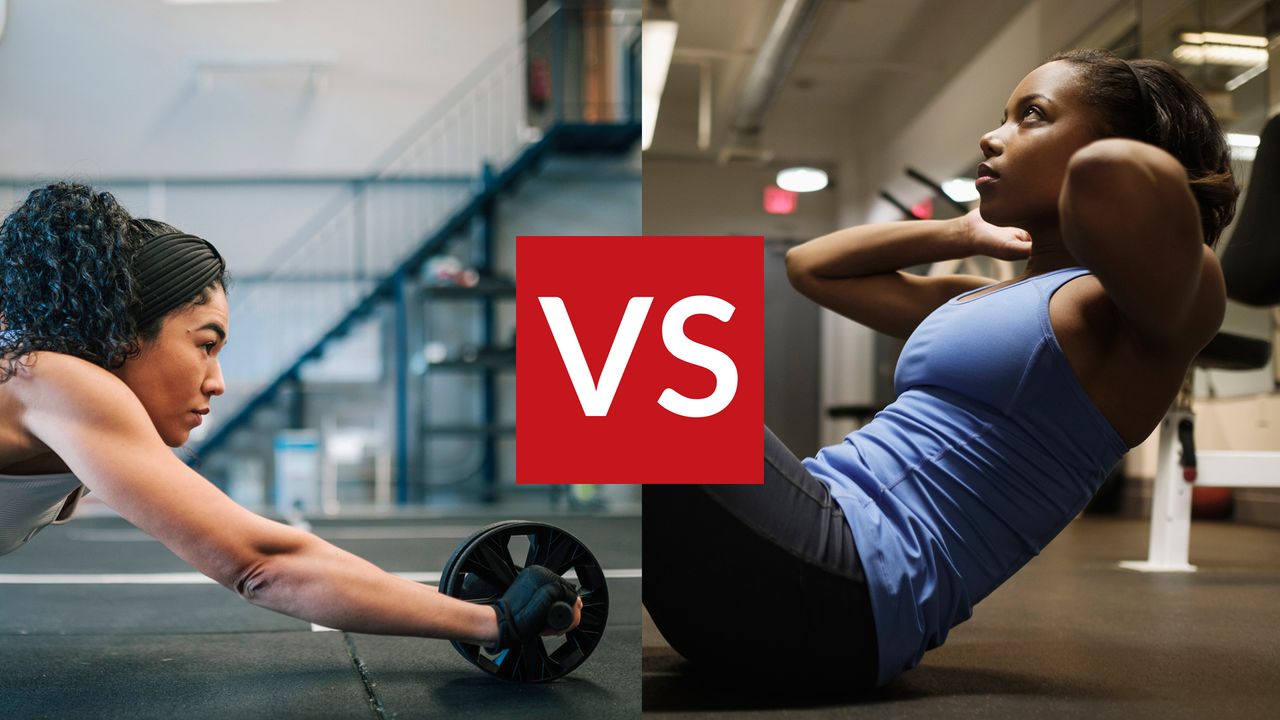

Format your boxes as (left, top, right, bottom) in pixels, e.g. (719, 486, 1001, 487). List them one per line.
(546, 600, 575, 632)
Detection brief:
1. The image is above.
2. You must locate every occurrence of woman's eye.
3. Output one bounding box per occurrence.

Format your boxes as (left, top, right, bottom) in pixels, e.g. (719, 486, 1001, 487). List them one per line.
(1022, 106, 1042, 120)
(203, 342, 217, 354)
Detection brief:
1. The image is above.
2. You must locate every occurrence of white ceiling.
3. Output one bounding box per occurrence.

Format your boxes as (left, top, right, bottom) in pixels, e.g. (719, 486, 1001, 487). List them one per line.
(0, 0, 521, 177)
(649, 0, 1035, 168)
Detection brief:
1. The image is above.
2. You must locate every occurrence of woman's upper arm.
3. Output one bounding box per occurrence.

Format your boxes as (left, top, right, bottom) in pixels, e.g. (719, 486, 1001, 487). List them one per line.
(792, 271, 995, 339)
(1061, 139, 1216, 350)
(14, 354, 306, 590)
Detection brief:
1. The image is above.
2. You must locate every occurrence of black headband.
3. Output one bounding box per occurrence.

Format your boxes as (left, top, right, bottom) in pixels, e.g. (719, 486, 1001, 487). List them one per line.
(133, 231, 225, 330)
(1125, 60, 1154, 142)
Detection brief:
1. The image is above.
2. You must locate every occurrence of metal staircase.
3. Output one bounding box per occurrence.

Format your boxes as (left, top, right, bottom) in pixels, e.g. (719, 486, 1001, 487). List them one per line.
(192, 3, 640, 500)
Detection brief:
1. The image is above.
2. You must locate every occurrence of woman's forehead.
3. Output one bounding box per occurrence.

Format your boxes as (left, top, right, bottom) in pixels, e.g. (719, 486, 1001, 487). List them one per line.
(204, 285, 230, 315)
(166, 288, 229, 331)
(1007, 60, 1082, 107)
(196, 293, 229, 329)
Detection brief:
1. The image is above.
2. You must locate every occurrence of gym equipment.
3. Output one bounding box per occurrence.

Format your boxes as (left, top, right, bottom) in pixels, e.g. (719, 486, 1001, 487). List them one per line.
(440, 520, 609, 681)
(1121, 113, 1280, 572)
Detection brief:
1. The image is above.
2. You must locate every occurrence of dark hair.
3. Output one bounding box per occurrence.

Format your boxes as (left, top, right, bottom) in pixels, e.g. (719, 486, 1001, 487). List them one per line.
(1051, 48, 1239, 248)
(0, 182, 229, 383)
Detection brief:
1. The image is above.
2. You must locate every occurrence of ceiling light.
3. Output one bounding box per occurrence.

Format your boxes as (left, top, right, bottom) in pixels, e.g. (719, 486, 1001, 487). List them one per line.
(1173, 32, 1269, 67)
(942, 178, 979, 203)
(1227, 132, 1260, 148)
(1179, 31, 1268, 48)
(642, 3, 678, 151)
(1172, 43, 1269, 67)
(776, 167, 828, 193)
(1228, 132, 1260, 160)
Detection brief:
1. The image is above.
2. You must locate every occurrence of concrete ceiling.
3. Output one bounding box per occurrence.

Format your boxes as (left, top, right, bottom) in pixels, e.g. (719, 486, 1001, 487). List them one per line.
(649, 0, 1035, 168)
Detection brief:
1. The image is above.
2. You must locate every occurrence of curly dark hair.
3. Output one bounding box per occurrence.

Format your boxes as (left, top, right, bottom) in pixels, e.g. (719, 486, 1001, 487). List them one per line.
(0, 182, 228, 383)
(1051, 49, 1240, 248)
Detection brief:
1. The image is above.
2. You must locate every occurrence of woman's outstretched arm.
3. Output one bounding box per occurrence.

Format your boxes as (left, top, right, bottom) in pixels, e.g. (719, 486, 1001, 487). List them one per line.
(13, 353, 577, 644)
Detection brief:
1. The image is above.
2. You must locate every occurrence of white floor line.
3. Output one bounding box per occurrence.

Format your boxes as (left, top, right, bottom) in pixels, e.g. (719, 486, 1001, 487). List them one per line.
(67, 527, 478, 542)
(0, 572, 220, 585)
(302, 528, 474, 540)
(0, 568, 643, 585)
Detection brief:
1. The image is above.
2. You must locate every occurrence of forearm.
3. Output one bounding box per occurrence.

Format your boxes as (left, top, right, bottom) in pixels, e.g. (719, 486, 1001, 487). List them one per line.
(241, 536, 499, 645)
(786, 217, 972, 279)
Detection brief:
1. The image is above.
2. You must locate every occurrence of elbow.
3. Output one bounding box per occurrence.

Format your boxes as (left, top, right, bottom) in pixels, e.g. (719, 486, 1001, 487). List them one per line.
(1065, 142, 1133, 203)
(227, 527, 322, 606)
(784, 246, 801, 282)
(784, 246, 812, 291)
(1062, 140, 1196, 241)
(233, 557, 274, 603)
(225, 530, 315, 604)
(1065, 140, 1186, 207)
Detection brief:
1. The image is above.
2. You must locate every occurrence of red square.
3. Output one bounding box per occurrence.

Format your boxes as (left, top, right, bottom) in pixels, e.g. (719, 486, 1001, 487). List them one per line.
(517, 236, 763, 484)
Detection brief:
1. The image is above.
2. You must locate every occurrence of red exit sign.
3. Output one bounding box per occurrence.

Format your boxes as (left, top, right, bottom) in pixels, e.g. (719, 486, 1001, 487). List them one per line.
(763, 185, 797, 215)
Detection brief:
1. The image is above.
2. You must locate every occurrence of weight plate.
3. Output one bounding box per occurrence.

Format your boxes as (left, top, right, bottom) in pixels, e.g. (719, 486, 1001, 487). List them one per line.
(440, 520, 609, 682)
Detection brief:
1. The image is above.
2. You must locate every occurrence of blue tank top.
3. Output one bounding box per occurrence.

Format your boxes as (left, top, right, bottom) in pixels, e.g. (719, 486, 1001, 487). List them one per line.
(803, 267, 1129, 687)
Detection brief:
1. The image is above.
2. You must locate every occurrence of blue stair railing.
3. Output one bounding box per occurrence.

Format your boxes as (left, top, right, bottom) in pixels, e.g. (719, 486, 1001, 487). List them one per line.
(193, 2, 639, 466)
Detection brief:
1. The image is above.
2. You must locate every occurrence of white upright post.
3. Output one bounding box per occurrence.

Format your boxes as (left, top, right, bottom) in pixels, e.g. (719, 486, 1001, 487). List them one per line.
(1119, 409, 1198, 573)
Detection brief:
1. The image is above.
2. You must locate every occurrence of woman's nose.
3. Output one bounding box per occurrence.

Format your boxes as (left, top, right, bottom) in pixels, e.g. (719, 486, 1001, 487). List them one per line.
(204, 360, 226, 397)
(979, 129, 1003, 159)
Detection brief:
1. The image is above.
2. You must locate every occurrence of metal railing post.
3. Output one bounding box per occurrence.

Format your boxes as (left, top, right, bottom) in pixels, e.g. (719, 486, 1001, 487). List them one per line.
(480, 161, 498, 503)
(393, 270, 410, 505)
(553, 5, 566, 123)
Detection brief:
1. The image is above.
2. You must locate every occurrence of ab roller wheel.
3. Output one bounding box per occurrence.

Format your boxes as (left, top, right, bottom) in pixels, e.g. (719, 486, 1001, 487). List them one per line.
(440, 520, 609, 682)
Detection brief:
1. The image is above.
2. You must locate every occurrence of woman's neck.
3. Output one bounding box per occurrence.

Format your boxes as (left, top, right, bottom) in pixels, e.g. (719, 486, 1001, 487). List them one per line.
(1022, 224, 1081, 276)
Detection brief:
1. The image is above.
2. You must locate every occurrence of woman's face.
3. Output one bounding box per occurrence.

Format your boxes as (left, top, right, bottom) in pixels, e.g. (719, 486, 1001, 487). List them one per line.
(976, 60, 1102, 228)
(112, 286, 229, 447)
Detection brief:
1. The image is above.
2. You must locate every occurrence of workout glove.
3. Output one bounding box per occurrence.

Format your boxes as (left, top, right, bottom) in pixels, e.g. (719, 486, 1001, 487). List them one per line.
(488, 565, 579, 650)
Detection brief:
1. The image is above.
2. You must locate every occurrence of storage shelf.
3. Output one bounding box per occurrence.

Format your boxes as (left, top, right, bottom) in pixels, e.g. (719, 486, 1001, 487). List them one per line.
(422, 424, 516, 437)
(427, 347, 515, 371)
(420, 277, 516, 299)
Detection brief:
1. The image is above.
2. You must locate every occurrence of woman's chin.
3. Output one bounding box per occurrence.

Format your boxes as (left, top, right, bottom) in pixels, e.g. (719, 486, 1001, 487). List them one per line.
(977, 202, 1018, 228)
(163, 430, 190, 448)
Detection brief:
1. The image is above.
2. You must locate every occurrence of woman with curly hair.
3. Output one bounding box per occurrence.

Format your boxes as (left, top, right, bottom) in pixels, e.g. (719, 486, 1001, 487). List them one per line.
(0, 182, 578, 651)
(645, 49, 1238, 688)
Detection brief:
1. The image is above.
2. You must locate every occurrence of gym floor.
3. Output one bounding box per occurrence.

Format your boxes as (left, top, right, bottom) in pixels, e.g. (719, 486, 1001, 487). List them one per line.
(0, 511, 640, 719)
(643, 516, 1280, 719)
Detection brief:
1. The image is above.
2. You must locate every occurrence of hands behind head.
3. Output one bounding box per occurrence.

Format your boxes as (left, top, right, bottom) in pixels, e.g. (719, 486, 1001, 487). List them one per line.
(960, 209, 1033, 261)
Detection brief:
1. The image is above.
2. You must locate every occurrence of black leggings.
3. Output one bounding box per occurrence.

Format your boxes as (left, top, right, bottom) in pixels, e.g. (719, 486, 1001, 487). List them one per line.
(643, 426, 879, 687)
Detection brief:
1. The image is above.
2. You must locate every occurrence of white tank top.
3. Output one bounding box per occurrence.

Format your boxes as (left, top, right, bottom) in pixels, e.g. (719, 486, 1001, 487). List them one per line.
(0, 471, 85, 557)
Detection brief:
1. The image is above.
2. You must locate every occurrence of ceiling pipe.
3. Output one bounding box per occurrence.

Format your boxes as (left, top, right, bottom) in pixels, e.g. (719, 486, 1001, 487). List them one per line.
(719, 0, 823, 164)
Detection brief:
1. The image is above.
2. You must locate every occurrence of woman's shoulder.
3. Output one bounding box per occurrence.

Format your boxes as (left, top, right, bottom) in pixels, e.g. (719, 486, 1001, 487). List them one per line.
(7, 350, 117, 382)
(3, 352, 134, 414)
(4, 352, 157, 471)
(0, 353, 119, 467)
